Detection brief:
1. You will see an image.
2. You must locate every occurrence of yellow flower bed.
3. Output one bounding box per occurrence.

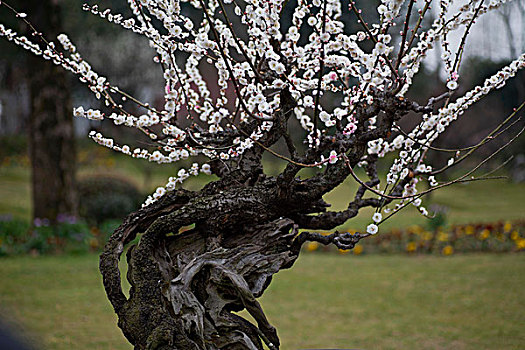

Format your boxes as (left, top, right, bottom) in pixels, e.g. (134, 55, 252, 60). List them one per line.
(303, 220, 525, 256)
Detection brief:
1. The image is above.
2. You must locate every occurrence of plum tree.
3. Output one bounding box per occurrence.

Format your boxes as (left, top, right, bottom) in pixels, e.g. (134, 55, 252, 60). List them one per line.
(1, 0, 523, 348)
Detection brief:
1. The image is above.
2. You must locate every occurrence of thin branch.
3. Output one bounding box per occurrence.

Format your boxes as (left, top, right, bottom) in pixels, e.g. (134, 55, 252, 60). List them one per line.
(348, 0, 399, 81)
(292, 230, 370, 253)
(395, 0, 416, 71)
(393, 112, 521, 154)
(312, 0, 329, 148)
(216, 0, 260, 79)
(404, 0, 432, 59)
(376, 175, 507, 226)
(478, 156, 514, 178)
(198, 0, 274, 122)
(430, 101, 525, 175)
(343, 121, 523, 202)
(452, 0, 485, 74)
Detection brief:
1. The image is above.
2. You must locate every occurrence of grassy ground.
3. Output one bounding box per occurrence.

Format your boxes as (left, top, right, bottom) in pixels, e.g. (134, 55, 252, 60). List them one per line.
(1, 253, 524, 349)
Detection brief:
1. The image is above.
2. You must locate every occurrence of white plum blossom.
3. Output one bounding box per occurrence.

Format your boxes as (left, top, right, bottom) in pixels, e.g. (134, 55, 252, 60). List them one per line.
(153, 187, 166, 200)
(372, 213, 382, 223)
(328, 151, 338, 164)
(447, 80, 458, 90)
(201, 164, 212, 175)
(73, 106, 85, 118)
(367, 224, 379, 235)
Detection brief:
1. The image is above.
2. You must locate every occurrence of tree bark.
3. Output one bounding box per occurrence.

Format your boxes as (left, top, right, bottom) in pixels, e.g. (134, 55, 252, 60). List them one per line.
(100, 184, 299, 349)
(100, 179, 370, 349)
(25, 0, 77, 221)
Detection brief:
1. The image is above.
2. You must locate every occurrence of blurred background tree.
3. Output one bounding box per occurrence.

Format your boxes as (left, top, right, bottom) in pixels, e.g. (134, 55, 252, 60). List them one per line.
(0, 0, 77, 222)
(27, 0, 77, 222)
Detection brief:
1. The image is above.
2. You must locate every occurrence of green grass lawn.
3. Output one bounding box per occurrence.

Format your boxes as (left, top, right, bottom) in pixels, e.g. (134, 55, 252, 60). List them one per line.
(1, 253, 524, 349)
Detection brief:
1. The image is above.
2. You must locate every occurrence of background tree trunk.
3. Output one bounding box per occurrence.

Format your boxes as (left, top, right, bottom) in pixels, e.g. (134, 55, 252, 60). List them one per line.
(25, 0, 77, 221)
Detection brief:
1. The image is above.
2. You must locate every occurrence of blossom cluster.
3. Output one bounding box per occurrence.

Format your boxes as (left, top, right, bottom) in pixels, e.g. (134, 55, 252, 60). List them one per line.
(1, 0, 522, 228)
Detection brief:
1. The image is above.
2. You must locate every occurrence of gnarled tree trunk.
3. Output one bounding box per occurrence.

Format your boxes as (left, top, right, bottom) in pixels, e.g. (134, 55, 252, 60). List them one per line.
(100, 185, 302, 349)
(100, 186, 364, 349)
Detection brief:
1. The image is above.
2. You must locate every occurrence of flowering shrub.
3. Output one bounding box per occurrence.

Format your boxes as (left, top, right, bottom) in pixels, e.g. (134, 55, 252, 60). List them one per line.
(77, 175, 143, 225)
(304, 220, 525, 255)
(0, 215, 109, 256)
